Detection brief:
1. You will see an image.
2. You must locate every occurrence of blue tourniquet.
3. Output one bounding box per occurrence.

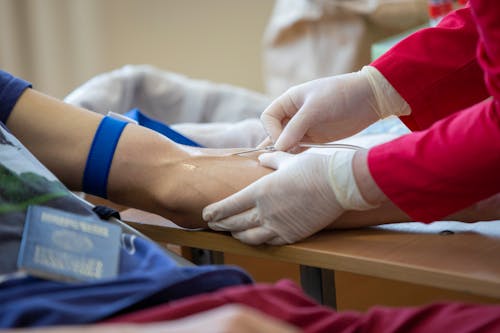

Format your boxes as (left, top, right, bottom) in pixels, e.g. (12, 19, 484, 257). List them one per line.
(124, 109, 202, 147)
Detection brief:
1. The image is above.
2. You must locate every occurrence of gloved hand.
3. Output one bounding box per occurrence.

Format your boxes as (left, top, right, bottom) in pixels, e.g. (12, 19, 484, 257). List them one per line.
(261, 66, 411, 151)
(203, 150, 378, 245)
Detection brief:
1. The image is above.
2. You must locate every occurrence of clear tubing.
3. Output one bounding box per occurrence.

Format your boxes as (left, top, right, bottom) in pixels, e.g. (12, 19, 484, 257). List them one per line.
(232, 142, 364, 155)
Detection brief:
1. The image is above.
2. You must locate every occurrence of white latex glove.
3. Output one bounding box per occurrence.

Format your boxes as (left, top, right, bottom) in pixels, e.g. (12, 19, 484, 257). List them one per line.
(261, 65, 410, 151)
(203, 150, 378, 245)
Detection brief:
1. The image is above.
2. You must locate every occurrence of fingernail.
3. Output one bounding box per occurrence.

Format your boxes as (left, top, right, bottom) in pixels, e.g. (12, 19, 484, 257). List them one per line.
(202, 208, 213, 221)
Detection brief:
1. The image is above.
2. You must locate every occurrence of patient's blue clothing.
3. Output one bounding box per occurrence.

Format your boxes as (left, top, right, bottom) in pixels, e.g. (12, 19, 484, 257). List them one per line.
(0, 235, 251, 327)
(0, 70, 252, 327)
(0, 70, 31, 124)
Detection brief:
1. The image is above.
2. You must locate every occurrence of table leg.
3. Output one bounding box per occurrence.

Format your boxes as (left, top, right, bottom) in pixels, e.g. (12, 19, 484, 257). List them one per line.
(190, 248, 225, 265)
(300, 265, 337, 309)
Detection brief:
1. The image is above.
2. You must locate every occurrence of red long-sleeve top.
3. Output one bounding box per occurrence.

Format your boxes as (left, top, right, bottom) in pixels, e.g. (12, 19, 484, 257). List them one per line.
(107, 279, 500, 333)
(368, 0, 500, 222)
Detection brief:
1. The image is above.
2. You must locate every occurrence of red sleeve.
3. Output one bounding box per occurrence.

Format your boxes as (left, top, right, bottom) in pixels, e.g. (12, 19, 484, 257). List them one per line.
(371, 5, 489, 130)
(368, 0, 500, 222)
(106, 279, 500, 333)
(351, 302, 500, 333)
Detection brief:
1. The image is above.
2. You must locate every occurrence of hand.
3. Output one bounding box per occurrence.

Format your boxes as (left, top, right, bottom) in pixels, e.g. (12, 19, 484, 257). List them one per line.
(261, 66, 410, 151)
(203, 150, 377, 245)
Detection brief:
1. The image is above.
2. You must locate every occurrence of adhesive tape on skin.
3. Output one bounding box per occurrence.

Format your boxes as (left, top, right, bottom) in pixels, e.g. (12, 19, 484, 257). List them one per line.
(327, 150, 379, 211)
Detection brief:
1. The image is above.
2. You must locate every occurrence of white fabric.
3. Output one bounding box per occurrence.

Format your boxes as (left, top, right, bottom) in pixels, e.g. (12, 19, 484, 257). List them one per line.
(362, 66, 411, 118)
(64, 65, 270, 148)
(170, 119, 266, 149)
(263, 0, 428, 97)
(204, 150, 376, 245)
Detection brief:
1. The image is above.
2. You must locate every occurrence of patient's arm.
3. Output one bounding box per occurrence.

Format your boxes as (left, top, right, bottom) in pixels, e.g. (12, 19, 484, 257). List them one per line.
(7, 89, 498, 231)
(107, 138, 272, 228)
(7, 88, 271, 229)
(333, 192, 500, 229)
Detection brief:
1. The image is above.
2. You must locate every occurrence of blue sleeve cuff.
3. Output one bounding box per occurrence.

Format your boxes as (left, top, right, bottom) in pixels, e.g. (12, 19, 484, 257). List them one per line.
(0, 70, 32, 124)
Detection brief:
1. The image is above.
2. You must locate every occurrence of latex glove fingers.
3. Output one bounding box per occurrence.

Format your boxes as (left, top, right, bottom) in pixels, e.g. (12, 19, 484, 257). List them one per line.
(265, 236, 289, 246)
(260, 67, 409, 152)
(205, 152, 345, 245)
(258, 150, 294, 169)
(203, 175, 264, 223)
(259, 73, 368, 151)
(260, 92, 298, 145)
(231, 227, 279, 245)
(207, 208, 260, 232)
(272, 103, 327, 151)
(260, 83, 332, 151)
(204, 152, 293, 239)
(256, 136, 273, 149)
(203, 152, 293, 223)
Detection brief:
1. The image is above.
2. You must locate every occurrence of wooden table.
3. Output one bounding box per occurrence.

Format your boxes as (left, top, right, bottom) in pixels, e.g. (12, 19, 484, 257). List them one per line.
(121, 208, 500, 309)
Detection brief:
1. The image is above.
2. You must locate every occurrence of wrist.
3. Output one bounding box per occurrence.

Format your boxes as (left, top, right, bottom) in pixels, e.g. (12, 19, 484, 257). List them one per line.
(361, 65, 411, 119)
(340, 71, 381, 126)
(352, 149, 388, 207)
(327, 150, 379, 211)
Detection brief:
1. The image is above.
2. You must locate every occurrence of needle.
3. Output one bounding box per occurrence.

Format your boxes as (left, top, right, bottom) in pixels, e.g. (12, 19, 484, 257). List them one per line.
(231, 145, 276, 155)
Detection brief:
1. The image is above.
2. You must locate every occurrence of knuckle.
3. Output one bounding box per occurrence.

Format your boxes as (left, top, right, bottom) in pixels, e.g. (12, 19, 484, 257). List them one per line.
(249, 210, 261, 226)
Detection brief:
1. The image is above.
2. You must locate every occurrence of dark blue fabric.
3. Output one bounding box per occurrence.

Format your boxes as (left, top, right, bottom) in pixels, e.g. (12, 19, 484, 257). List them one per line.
(0, 70, 32, 124)
(124, 109, 203, 147)
(0, 71, 250, 328)
(0, 234, 252, 327)
(82, 116, 128, 198)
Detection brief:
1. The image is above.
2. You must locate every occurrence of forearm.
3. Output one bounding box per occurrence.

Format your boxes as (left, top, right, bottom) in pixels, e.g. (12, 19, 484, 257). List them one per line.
(6, 88, 272, 229)
(333, 194, 500, 230)
(6, 88, 189, 199)
(341, 149, 500, 229)
(122, 151, 271, 228)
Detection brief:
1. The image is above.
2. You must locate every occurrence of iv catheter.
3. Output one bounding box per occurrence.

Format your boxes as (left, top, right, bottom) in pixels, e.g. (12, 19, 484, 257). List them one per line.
(231, 142, 364, 155)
